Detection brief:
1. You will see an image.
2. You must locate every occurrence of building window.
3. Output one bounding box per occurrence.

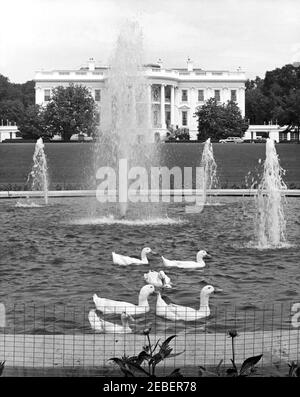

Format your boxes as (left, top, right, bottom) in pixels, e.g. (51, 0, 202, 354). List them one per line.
(291, 131, 299, 141)
(214, 90, 220, 102)
(44, 89, 51, 102)
(231, 90, 237, 101)
(95, 111, 100, 125)
(182, 111, 188, 126)
(182, 90, 188, 102)
(152, 86, 160, 102)
(279, 132, 288, 142)
(95, 89, 101, 102)
(198, 90, 204, 102)
(153, 110, 159, 127)
(165, 86, 171, 102)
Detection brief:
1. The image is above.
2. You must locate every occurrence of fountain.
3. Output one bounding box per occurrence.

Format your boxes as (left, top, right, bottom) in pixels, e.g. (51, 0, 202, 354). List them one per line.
(94, 20, 151, 218)
(200, 138, 218, 204)
(255, 138, 287, 248)
(26, 137, 49, 205)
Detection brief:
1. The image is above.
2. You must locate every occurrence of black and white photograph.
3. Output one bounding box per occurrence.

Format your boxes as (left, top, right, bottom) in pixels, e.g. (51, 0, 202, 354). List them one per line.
(0, 0, 299, 389)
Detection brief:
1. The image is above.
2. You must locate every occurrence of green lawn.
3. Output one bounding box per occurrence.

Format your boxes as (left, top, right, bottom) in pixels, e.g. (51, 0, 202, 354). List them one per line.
(0, 142, 299, 190)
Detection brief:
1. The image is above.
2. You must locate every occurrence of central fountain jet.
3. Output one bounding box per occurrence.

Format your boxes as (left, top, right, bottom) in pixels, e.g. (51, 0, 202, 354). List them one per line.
(95, 21, 151, 217)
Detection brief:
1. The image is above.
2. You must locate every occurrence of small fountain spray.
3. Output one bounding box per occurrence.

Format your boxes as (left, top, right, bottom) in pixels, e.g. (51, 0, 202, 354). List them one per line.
(255, 138, 287, 248)
(27, 137, 49, 205)
(200, 138, 218, 204)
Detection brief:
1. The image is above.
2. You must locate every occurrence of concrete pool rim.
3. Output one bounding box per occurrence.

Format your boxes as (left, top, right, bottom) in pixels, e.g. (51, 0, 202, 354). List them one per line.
(0, 189, 300, 199)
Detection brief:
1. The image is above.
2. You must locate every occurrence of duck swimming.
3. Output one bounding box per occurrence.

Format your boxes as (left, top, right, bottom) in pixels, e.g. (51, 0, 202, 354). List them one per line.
(93, 284, 155, 316)
(161, 250, 211, 269)
(112, 247, 152, 265)
(144, 270, 172, 288)
(88, 310, 134, 333)
(156, 285, 215, 321)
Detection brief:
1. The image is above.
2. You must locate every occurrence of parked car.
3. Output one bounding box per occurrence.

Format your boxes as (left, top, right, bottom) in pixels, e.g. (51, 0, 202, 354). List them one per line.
(252, 137, 267, 143)
(243, 137, 267, 143)
(219, 136, 244, 143)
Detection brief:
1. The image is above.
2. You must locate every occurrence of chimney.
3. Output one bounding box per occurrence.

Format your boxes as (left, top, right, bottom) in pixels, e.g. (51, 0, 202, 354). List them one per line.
(187, 57, 193, 72)
(88, 57, 95, 71)
(157, 58, 163, 69)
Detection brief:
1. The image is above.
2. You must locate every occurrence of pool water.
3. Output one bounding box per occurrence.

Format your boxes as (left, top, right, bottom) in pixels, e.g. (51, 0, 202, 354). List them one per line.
(0, 196, 299, 334)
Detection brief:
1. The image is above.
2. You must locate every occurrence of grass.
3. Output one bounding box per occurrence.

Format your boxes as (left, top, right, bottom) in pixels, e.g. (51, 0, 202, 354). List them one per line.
(0, 142, 299, 190)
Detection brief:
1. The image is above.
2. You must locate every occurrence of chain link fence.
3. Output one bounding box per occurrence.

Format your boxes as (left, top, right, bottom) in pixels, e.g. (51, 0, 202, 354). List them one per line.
(0, 302, 299, 376)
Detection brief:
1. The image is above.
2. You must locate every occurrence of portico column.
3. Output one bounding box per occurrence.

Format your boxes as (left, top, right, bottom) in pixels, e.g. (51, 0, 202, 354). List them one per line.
(147, 84, 152, 127)
(170, 85, 175, 126)
(160, 84, 166, 129)
(239, 86, 245, 117)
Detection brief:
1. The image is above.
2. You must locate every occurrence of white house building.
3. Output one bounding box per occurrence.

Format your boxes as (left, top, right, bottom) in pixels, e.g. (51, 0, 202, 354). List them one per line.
(35, 58, 246, 140)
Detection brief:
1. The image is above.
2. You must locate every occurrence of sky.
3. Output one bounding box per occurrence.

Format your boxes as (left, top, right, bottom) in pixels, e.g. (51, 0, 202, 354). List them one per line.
(0, 0, 300, 83)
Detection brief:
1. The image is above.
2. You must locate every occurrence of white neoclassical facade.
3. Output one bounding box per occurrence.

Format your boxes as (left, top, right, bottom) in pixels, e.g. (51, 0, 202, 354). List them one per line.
(35, 58, 246, 140)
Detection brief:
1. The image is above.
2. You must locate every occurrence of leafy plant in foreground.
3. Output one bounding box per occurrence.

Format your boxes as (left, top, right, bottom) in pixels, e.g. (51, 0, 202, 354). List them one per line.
(226, 330, 263, 376)
(0, 361, 5, 376)
(109, 328, 184, 377)
(288, 361, 300, 377)
(199, 330, 263, 377)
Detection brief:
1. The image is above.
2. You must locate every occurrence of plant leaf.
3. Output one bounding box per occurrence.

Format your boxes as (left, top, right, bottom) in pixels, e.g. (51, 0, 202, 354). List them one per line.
(239, 354, 263, 376)
(167, 350, 185, 359)
(160, 335, 176, 351)
(288, 361, 299, 377)
(199, 365, 219, 377)
(109, 358, 135, 377)
(125, 351, 152, 366)
(149, 349, 172, 367)
(136, 351, 152, 365)
(168, 368, 183, 378)
(124, 361, 152, 377)
(0, 361, 5, 376)
(215, 359, 223, 375)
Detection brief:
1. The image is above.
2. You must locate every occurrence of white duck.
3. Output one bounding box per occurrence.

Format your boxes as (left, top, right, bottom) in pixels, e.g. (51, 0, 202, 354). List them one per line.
(88, 310, 134, 333)
(112, 247, 152, 266)
(161, 250, 211, 269)
(93, 284, 155, 316)
(144, 270, 172, 288)
(156, 285, 215, 321)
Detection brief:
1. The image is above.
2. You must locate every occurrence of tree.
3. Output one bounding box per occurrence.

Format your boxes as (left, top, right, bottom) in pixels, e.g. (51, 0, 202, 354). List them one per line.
(0, 73, 35, 126)
(43, 84, 97, 141)
(195, 98, 248, 141)
(224, 100, 250, 136)
(19, 80, 35, 108)
(245, 77, 271, 124)
(245, 64, 300, 131)
(0, 99, 24, 124)
(18, 105, 46, 139)
(262, 64, 300, 131)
